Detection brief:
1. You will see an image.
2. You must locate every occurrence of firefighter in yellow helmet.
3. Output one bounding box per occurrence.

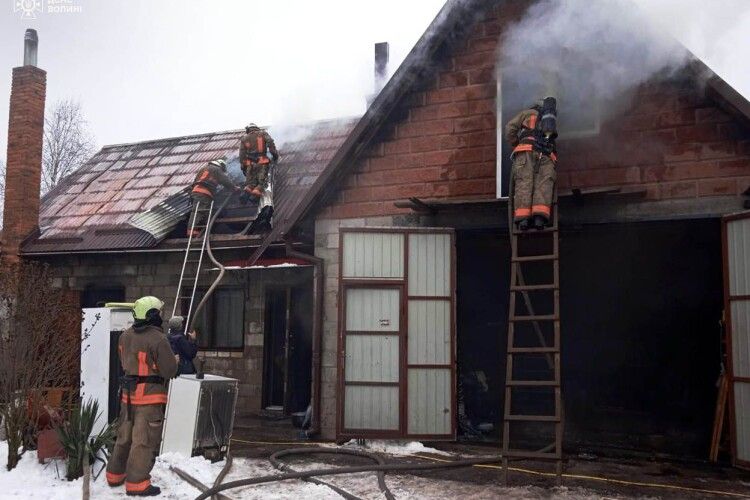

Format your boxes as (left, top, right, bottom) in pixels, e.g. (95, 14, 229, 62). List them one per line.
(106, 296, 177, 496)
(505, 97, 558, 231)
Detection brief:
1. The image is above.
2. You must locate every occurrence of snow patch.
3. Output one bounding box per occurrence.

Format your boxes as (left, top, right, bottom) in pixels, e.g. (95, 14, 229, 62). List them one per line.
(343, 439, 452, 457)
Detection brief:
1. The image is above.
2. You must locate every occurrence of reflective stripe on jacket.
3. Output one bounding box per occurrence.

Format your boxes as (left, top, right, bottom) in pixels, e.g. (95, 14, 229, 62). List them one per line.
(119, 325, 177, 405)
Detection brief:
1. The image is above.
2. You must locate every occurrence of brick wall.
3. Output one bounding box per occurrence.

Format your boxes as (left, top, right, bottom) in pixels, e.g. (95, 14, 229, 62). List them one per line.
(2, 66, 46, 262)
(317, 5, 750, 221)
(37, 252, 312, 416)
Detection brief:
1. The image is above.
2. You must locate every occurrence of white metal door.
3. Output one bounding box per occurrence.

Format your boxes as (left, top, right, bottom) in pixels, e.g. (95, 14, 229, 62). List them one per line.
(724, 213, 750, 468)
(338, 229, 455, 439)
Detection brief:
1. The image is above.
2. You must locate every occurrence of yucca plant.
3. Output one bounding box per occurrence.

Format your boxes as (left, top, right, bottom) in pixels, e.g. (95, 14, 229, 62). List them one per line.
(56, 399, 116, 481)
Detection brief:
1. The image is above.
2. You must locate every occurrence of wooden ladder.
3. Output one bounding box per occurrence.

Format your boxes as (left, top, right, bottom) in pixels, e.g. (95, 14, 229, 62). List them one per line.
(501, 190, 563, 484)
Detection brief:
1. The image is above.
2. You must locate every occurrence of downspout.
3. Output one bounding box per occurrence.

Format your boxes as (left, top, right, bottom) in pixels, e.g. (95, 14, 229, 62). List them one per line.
(285, 239, 323, 438)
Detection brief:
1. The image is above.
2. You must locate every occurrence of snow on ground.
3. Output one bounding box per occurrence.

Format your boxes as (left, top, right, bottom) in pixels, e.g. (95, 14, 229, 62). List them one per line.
(0, 440, 639, 499)
(342, 439, 452, 456)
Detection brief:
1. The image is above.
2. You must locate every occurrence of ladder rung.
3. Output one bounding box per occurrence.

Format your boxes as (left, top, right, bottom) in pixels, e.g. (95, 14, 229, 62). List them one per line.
(512, 227, 558, 236)
(510, 314, 558, 322)
(510, 284, 558, 292)
(178, 295, 194, 300)
(506, 380, 559, 387)
(502, 450, 560, 460)
(512, 254, 557, 263)
(504, 414, 560, 422)
(508, 346, 559, 354)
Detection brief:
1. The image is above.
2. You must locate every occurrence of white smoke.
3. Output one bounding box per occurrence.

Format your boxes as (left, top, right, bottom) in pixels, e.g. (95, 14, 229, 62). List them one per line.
(499, 0, 695, 124)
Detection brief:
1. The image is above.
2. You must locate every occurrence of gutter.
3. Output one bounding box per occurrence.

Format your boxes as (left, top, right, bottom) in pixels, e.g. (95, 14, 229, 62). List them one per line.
(284, 239, 324, 438)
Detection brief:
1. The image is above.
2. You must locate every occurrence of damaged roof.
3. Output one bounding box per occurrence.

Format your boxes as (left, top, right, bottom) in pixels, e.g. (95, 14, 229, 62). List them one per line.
(22, 118, 358, 254)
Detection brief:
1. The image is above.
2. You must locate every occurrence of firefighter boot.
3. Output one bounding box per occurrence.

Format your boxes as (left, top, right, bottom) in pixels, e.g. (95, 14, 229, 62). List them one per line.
(126, 485, 161, 497)
(533, 215, 548, 230)
(516, 218, 531, 231)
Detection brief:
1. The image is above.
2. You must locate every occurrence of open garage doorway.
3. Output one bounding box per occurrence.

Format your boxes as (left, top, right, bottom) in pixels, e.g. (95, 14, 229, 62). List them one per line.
(456, 219, 723, 456)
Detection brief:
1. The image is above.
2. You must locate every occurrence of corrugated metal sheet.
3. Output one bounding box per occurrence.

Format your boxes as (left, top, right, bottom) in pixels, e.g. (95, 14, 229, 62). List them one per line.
(735, 384, 750, 461)
(728, 218, 750, 296)
(408, 233, 451, 296)
(344, 386, 399, 430)
(408, 369, 451, 435)
(23, 119, 358, 253)
(128, 188, 192, 240)
(345, 288, 400, 332)
(726, 217, 750, 462)
(732, 300, 750, 377)
(342, 232, 404, 279)
(345, 335, 399, 382)
(408, 300, 450, 365)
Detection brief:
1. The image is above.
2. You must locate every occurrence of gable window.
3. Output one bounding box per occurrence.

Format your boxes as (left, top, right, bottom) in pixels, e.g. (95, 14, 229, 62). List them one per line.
(497, 64, 601, 197)
(190, 288, 245, 350)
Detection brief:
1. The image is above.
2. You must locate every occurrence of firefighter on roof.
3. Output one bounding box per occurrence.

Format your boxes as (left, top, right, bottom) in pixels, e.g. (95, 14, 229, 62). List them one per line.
(505, 97, 558, 231)
(239, 123, 279, 201)
(188, 158, 240, 238)
(106, 296, 177, 497)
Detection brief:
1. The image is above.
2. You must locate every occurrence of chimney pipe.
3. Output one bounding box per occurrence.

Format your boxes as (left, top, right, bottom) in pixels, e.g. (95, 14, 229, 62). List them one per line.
(374, 42, 389, 92)
(24, 29, 38, 67)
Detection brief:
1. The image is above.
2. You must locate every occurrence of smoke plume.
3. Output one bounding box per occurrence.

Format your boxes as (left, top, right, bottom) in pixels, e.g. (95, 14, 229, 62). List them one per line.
(499, 0, 695, 127)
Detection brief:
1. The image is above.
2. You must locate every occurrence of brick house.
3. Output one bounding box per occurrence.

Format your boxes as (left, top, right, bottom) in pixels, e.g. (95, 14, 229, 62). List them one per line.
(4, 0, 750, 460)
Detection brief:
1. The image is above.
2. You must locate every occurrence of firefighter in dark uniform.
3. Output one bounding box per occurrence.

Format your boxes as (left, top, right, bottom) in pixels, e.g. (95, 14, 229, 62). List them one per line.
(106, 296, 177, 496)
(187, 158, 240, 237)
(504, 97, 558, 230)
(239, 123, 279, 201)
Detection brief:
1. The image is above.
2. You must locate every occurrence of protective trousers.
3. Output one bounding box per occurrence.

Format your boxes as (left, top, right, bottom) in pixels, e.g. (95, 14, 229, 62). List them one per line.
(244, 162, 270, 192)
(188, 193, 212, 233)
(106, 403, 164, 494)
(512, 151, 556, 222)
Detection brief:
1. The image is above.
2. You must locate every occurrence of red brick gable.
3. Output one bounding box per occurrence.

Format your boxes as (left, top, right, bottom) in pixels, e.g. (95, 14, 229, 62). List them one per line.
(318, 5, 750, 220)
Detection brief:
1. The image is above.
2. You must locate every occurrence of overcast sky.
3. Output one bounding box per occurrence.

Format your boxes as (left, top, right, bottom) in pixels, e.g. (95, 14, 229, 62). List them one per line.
(0, 0, 749, 162)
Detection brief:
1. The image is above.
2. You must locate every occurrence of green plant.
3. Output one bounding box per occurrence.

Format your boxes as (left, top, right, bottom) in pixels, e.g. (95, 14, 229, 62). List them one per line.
(55, 399, 116, 481)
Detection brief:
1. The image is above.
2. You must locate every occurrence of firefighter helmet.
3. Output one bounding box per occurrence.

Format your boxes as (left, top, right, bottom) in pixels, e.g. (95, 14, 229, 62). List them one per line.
(132, 296, 164, 321)
(209, 158, 227, 171)
(245, 123, 259, 132)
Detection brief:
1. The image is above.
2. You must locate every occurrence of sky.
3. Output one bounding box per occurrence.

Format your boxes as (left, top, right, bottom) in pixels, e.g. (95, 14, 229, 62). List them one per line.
(0, 0, 749, 163)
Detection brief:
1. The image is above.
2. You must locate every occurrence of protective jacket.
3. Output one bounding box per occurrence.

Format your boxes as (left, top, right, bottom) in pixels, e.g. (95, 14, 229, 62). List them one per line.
(240, 127, 279, 171)
(118, 324, 177, 405)
(191, 162, 236, 199)
(504, 108, 557, 162)
(168, 329, 198, 375)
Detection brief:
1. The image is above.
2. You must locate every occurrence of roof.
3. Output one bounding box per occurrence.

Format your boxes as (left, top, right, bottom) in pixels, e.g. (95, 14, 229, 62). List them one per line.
(22, 118, 358, 254)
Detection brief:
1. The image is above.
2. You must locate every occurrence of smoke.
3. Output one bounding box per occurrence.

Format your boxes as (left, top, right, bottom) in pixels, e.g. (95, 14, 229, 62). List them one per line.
(499, 0, 695, 127)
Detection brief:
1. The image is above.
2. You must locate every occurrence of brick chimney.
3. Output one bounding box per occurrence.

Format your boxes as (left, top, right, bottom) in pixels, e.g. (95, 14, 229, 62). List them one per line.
(2, 29, 46, 263)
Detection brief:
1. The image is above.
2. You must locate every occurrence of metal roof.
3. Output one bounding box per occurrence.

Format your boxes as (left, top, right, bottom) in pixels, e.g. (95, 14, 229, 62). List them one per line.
(22, 118, 358, 254)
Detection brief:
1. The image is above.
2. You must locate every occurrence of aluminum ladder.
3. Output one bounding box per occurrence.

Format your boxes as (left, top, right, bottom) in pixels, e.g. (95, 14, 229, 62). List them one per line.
(172, 201, 214, 327)
(501, 190, 563, 484)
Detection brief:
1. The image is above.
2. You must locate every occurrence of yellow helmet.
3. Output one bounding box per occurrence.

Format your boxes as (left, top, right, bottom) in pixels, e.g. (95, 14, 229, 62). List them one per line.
(132, 296, 164, 320)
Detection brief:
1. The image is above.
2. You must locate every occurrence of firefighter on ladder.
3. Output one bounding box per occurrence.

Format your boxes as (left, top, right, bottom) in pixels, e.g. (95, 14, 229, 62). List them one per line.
(187, 158, 240, 238)
(106, 296, 177, 496)
(505, 97, 558, 231)
(239, 123, 280, 203)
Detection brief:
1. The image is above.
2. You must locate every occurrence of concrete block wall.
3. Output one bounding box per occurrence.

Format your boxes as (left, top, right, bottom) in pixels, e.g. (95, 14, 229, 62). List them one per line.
(38, 252, 312, 416)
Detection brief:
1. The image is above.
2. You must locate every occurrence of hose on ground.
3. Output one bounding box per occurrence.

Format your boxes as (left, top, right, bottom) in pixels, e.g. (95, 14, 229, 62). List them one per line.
(193, 454, 505, 500)
(270, 448, 396, 500)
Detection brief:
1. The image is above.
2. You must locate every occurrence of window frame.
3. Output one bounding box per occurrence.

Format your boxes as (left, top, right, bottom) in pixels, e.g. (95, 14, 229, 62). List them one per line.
(189, 286, 246, 351)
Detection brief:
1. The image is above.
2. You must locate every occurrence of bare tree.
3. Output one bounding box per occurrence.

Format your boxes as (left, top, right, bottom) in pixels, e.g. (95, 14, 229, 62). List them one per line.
(0, 261, 81, 470)
(42, 99, 95, 194)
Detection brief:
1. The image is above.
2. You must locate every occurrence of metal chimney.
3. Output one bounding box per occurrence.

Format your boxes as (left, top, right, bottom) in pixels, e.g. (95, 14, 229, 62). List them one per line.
(24, 29, 38, 67)
(374, 42, 389, 92)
